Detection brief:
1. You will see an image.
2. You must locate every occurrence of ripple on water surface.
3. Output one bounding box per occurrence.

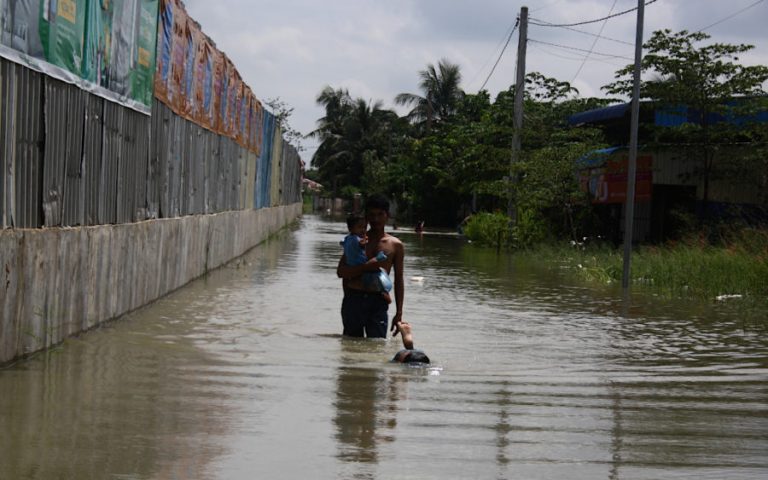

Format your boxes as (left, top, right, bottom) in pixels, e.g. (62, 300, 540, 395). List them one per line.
(1, 216, 767, 479)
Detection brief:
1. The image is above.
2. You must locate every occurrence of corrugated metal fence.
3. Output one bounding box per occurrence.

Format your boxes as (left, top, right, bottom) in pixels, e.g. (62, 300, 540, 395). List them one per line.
(0, 58, 301, 230)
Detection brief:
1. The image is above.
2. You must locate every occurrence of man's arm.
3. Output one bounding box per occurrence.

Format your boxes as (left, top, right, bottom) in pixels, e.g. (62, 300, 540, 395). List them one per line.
(391, 241, 405, 332)
(336, 254, 383, 279)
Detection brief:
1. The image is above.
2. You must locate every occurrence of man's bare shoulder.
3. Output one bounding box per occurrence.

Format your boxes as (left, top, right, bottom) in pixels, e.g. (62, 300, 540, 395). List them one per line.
(381, 233, 404, 253)
(382, 233, 403, 245)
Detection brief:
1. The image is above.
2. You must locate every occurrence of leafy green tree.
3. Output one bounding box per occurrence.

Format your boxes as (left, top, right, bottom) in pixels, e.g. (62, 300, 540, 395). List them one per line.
(603, 29, 768, 213)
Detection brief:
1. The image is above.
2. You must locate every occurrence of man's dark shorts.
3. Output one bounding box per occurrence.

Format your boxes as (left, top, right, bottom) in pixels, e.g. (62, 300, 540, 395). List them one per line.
(341, 289, 389, 338)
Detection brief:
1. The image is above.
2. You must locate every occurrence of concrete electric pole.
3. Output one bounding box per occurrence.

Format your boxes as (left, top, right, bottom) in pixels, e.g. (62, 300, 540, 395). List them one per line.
(621, 0, 645, 289)
(508, 6, 528, 224)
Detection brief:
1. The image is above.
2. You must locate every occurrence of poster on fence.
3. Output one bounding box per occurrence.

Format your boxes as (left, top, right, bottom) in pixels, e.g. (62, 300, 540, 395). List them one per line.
(150, 0, 267, 152)
(190, 22, 214, 128)
(0, 0, 158, 111)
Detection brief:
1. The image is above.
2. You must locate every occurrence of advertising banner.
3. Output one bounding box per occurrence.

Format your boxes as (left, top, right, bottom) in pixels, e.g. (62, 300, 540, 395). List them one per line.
(133, 0, 158, 106)
(153, 0, 173, 102)
(582, 154, 653, 204)
(40, 0, 87, 75)
(1, 0, 158, 112)
(149, 0, 267, 152)
(189, 21, 209, 127)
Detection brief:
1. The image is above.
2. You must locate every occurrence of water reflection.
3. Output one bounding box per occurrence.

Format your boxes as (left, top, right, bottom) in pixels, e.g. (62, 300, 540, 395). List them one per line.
(1, 215, 767, 480)
(0, 307, 226, 480)
(333, 339, 400, 472)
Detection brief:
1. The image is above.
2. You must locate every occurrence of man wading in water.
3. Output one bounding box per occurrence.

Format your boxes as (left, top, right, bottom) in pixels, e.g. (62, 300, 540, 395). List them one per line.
(336, 194, 404, 338)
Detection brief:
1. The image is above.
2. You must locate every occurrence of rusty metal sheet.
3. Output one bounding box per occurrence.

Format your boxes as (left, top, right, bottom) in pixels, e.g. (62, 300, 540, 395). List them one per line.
(43, 77, 86, 227)
(83, 93, 104, 226)
(61, 83, 87, 226)
(3, 60, 303, 231)
(3, 59, 45, 228)
(100, 101, 121, 224)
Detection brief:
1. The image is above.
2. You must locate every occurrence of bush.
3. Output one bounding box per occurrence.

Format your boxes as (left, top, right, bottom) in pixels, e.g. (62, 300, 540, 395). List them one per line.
(511, 208, 549, 248)
(463, 212, 510, 248)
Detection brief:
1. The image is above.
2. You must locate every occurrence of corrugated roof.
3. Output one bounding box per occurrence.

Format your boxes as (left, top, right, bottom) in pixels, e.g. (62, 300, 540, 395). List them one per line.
(568, 103, 629, 125)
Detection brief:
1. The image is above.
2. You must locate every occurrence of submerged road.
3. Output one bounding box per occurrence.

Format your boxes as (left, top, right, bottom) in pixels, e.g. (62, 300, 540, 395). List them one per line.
(1, 215, 767, 479)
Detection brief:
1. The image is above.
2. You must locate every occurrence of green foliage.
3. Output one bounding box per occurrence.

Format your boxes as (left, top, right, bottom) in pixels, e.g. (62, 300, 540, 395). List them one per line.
(309, 87, 403, 196)
(604, 30, 768, 104)
(463, 212, 510, 247)
(533, 229, 768, 300)
(308, 32, 766, 233)
(395, 58, 464, 129)
(265, 97, 304, 152)
(509, 208, 547, 248)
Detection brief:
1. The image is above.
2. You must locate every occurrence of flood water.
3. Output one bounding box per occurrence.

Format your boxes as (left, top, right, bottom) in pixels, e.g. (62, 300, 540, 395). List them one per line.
(1, 215, 767, 479)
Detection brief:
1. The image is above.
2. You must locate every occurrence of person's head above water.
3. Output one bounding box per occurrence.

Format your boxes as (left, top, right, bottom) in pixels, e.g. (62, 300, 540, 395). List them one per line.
(365, 194, 390, 231)
(364, 194, 390, 215)
(346, 214, 366, 236)
(393, 349, 431, 364)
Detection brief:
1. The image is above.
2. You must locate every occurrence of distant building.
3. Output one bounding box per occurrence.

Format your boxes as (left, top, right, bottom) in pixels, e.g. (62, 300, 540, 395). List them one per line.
(569, 100, 768, 243)
(302, 178, 323, 193)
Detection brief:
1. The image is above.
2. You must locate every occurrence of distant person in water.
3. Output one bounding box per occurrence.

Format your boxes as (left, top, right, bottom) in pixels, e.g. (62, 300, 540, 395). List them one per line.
(392, 321, 430, 364)
(340, 215, 393, 304)
(415, 220, 425, 233)
(337, 194, 405, 338)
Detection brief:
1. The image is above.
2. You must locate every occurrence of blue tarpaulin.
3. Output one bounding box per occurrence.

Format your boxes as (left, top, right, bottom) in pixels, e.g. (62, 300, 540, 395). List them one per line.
(568, 103, 629, 125)
(576, 146, 624, 168)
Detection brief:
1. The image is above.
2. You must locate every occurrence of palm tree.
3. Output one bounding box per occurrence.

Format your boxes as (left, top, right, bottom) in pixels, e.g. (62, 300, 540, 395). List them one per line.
(310, 87, 399, 194)
(395, 58, 464, 129)
(309, 86, 353, 141)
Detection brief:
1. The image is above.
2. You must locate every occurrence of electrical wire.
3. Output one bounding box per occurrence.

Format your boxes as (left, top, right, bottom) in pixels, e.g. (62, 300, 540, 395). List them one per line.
(571, 0, 619, 83)
(479, 18, 520, 91)
(529, 0, 658, 28)
(696, 0, 765, 32)
(529, 43, 626, 67)
(468, 20, 520, 89)
(532, 21, 634, 46)
(529, 39, 634, 61)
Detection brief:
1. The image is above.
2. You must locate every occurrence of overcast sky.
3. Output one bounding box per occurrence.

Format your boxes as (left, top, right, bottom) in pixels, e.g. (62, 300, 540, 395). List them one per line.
(183, 0, 768, 165)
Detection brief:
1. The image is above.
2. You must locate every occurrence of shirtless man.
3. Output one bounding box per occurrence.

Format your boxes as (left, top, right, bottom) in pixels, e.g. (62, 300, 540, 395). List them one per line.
(336, 194, 404, 338)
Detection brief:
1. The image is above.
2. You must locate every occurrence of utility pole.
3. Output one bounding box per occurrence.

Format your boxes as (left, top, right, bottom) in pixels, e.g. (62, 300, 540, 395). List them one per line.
(621, 0, 645, 289)
(508, 6, 528, 224)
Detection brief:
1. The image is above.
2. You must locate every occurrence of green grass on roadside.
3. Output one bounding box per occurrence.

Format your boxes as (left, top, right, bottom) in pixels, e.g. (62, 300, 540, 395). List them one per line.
(520, 238, 768, 301)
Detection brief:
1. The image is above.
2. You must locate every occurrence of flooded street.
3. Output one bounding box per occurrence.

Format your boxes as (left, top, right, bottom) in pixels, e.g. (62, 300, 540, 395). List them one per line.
(1, 215, 767, 479)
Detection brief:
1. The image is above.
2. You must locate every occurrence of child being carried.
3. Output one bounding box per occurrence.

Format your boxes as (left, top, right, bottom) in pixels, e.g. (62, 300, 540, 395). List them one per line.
(341, 215, 393, 303)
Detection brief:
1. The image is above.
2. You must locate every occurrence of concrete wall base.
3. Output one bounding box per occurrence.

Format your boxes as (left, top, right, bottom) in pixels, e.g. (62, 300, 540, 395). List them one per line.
(0, 204, 302, 364)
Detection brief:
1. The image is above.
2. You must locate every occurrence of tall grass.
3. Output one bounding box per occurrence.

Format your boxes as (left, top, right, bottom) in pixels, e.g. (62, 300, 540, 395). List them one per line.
(519, 228, 768, 301)
(463, 213, 768, 301)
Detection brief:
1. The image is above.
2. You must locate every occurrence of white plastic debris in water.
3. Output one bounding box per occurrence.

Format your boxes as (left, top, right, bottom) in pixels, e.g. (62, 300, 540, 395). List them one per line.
(410, 276, 425, 283)
(716, 294, 743, 301)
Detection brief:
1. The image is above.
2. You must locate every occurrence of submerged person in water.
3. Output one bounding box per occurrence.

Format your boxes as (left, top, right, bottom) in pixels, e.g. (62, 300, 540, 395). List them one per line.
(392, 321, 430, 364)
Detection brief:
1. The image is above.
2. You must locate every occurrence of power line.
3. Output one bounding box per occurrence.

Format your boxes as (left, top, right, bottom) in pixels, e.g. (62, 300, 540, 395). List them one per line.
(529, 39, 634, 61)
(531, 21, 634, 46)
(479, 18, 520, 91)
(696, 0, 765, 32)
(529, 0, 658, 28)
(529, 43, 626, 67)
(571, 0, 619, 83)
(468, 20, 519, 88)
